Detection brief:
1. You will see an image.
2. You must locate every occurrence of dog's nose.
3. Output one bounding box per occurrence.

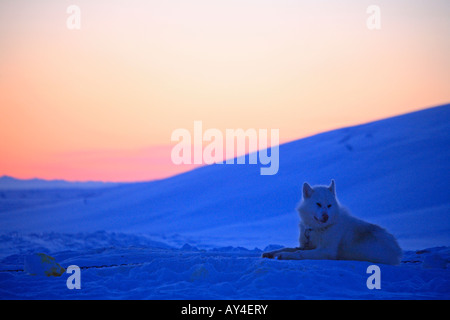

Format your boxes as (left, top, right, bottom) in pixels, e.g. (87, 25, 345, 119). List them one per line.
(321, 213, 329, 223)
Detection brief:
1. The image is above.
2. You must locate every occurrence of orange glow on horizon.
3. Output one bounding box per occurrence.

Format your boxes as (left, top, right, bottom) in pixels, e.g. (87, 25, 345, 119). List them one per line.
(1, 1, 449, 182)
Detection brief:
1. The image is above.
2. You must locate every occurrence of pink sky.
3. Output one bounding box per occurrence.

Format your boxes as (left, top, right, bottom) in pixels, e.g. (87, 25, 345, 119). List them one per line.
(1, 0, 449, 182)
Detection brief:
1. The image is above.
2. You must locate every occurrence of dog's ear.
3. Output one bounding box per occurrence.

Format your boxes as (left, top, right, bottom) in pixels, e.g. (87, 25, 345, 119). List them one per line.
(328, 179, 336, 195)
(303, 182, 314, 199)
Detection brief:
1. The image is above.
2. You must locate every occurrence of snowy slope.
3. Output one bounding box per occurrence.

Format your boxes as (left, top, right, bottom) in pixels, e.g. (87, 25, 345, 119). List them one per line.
(0, 104, 449, 300)
(1, 104, 449, 250)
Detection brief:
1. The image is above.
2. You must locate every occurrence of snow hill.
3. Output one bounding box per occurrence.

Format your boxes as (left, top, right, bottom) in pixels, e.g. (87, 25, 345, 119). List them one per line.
(0, 104, 449, 300)
(1, 104, 449, 250)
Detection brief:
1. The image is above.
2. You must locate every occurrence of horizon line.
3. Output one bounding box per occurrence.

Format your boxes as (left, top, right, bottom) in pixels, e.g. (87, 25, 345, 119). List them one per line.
(2, 102, 448, 184)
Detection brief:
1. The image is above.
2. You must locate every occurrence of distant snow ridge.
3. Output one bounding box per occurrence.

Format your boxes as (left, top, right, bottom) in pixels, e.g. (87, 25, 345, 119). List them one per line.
(0, 175, 122, 190)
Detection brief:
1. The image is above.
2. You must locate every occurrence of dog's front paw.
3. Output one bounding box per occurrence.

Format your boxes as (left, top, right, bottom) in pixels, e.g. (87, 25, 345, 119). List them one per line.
(274, 252, 286, 260)
(274, 251, 302, 260)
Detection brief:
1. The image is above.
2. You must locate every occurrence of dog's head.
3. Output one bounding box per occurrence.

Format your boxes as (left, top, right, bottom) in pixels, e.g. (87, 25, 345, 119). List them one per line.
(297, 180, 339, 227)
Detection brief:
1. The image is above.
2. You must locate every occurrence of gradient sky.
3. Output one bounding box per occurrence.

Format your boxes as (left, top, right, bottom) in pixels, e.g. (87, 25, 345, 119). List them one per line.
(1, 0, 449, 182)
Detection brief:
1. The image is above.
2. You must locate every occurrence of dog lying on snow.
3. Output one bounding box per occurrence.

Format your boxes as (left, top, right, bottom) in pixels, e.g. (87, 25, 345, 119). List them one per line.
(262, 180, 402, 265)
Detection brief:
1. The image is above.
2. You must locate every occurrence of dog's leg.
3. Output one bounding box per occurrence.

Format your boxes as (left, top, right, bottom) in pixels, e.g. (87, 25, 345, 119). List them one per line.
(275, 247, 338, 260)
(262, 247, 301, 259)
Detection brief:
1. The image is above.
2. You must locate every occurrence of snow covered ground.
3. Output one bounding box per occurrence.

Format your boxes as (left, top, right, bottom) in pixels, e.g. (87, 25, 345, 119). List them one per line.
(0, 232, 449, 299)
(0, 104, 449, 299)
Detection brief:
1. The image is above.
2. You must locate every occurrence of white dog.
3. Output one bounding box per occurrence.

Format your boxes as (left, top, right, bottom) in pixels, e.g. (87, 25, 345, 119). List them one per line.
(262, 180, 402, 265)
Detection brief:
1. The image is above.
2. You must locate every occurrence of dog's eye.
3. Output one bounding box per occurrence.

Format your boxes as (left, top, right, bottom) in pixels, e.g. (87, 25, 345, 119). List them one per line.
(327, 204, 332, 208)
(316, 203, 322, 208)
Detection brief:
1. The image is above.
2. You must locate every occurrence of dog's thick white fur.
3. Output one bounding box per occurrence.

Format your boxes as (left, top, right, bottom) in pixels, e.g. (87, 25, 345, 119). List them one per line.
(262, 180, 402, 265)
